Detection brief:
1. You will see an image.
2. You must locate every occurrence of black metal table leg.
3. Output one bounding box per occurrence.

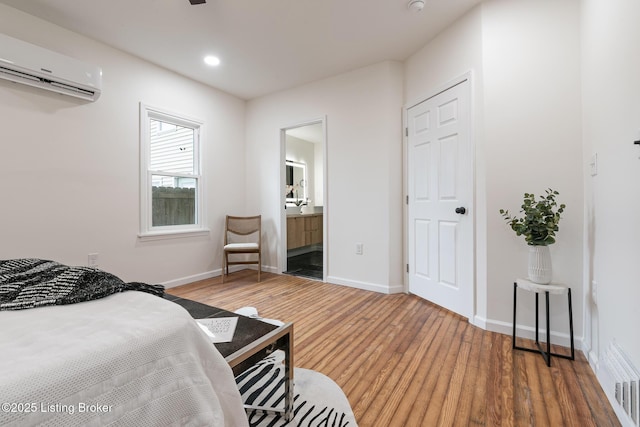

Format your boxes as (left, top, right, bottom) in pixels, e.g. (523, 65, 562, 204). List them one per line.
(512, 279, 575, 367)
(568, 288, 575, 360)
(535, 292, 539, 344)
(533, 291, 551, 366)
(545, 291, 551, 366)
(513, 282, 518, 348)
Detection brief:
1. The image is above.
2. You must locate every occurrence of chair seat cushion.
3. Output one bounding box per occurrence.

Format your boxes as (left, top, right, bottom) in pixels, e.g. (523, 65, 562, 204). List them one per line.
(224, 243, 259, 251)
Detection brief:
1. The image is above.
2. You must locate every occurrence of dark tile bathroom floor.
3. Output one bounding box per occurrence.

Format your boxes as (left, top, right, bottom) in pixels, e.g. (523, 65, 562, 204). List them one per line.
(285, 251, 323, 280)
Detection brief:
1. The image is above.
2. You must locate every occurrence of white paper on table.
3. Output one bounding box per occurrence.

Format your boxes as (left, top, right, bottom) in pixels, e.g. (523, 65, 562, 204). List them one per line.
(195, 317, 238, 343)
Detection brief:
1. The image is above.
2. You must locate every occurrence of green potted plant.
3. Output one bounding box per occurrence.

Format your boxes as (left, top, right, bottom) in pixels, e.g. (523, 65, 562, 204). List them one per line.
(499, 189, 565, 284)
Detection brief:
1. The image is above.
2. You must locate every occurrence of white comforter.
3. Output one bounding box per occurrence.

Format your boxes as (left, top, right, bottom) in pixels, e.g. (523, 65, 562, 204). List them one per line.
(0, 292, 249, 427)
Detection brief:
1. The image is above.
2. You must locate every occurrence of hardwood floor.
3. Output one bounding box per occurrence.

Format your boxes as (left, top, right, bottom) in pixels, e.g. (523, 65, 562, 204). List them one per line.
(167, 270, 620, 427)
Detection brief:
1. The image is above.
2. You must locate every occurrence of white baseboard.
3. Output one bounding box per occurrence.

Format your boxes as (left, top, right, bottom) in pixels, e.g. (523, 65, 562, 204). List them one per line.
(326, 275, 404, 294)
(162, 264, 279, 289)
(162, 270, 218, 288)
(589, 350, 600, 371)
(483, 317, 583, 349)
(472, 315, 487, 329)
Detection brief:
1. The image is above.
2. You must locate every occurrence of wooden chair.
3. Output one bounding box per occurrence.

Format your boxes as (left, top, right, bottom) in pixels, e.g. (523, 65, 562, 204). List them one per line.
(222, 215, 262, 282)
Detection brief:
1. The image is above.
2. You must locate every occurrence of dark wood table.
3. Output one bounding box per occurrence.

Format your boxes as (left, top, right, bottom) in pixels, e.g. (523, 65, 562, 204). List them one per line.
(164, 294, 294, 421)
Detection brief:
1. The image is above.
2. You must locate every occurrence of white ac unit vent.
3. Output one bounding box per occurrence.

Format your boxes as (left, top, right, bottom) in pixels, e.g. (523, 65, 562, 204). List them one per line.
(0, 33, 102, 102)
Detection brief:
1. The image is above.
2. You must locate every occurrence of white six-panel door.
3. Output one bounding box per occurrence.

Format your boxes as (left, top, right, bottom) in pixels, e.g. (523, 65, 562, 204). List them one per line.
(407, 79, 473, 319)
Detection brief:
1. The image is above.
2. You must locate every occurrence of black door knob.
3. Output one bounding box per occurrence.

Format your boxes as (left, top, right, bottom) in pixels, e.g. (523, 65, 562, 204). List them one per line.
(455, 207, 466, 215)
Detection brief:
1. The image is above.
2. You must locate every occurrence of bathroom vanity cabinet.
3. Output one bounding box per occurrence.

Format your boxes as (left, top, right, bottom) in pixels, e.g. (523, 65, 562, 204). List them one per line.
(286, 213, 323, 249)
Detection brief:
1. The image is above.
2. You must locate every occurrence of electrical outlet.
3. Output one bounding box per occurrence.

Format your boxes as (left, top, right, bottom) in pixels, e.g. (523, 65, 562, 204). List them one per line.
(88, 253, 99, 267)
(355, 243, 363, 255)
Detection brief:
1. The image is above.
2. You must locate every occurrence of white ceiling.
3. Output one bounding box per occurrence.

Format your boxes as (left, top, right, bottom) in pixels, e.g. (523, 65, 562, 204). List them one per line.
(0, 0, 481, 100)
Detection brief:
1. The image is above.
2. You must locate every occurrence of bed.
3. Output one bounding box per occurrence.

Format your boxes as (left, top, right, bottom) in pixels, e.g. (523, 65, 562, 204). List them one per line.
(0, 259, 249, 427)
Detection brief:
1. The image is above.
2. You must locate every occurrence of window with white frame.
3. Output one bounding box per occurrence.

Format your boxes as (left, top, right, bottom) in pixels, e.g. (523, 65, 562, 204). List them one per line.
(139, 104, 206, 238)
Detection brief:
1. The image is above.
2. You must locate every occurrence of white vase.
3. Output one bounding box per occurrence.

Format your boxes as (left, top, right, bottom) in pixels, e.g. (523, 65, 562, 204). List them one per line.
(528, 245, 552, 284)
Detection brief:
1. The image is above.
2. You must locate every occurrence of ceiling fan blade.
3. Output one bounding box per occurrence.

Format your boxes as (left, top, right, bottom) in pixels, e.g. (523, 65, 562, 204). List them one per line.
(188, 0, 206, 4)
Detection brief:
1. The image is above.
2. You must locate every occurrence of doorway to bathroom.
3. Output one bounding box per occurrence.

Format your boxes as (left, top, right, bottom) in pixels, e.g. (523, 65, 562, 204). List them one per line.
(281, 119, 326, 281)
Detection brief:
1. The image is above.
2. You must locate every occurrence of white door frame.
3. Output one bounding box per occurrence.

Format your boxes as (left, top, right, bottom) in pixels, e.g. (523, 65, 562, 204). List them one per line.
(279, 117, 328, 280)
(403, 71, 475, 321)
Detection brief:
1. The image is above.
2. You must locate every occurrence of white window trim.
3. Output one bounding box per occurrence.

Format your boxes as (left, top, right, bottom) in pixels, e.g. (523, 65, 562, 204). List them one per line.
(138, 103, 208, 241)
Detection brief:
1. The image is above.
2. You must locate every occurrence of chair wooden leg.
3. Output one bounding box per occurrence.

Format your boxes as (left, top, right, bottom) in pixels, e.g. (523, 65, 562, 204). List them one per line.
(258, 252, 261, 282)
(222, 252, 226, 283)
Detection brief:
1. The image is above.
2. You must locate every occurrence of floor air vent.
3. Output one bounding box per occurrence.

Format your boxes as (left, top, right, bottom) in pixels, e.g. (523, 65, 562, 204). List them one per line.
(604, 342, 640, 425)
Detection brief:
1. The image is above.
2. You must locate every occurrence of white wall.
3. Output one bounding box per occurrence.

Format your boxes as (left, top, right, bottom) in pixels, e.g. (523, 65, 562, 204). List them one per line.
(0, 4, 246, 285)
(404, 0, 584, 341)
(581, 0, 640, 417)
(481, 0, 583, 342)
(245, 61, 404, 293)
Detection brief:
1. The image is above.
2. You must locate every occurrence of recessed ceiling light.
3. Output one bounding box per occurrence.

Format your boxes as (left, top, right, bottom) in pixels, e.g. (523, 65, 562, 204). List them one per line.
(204, 55, 221, 67)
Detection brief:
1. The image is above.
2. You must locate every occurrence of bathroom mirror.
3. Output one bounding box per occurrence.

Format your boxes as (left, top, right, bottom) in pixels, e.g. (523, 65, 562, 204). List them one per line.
(285, 160, 307, 204)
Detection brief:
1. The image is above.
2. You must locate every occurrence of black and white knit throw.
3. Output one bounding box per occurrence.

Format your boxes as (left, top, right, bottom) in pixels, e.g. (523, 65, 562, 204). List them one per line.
(0, 259, 164, 311)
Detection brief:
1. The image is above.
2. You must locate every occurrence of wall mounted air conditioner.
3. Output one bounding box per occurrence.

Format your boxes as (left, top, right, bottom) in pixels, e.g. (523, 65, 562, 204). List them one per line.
(0, 33, 102, 102)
